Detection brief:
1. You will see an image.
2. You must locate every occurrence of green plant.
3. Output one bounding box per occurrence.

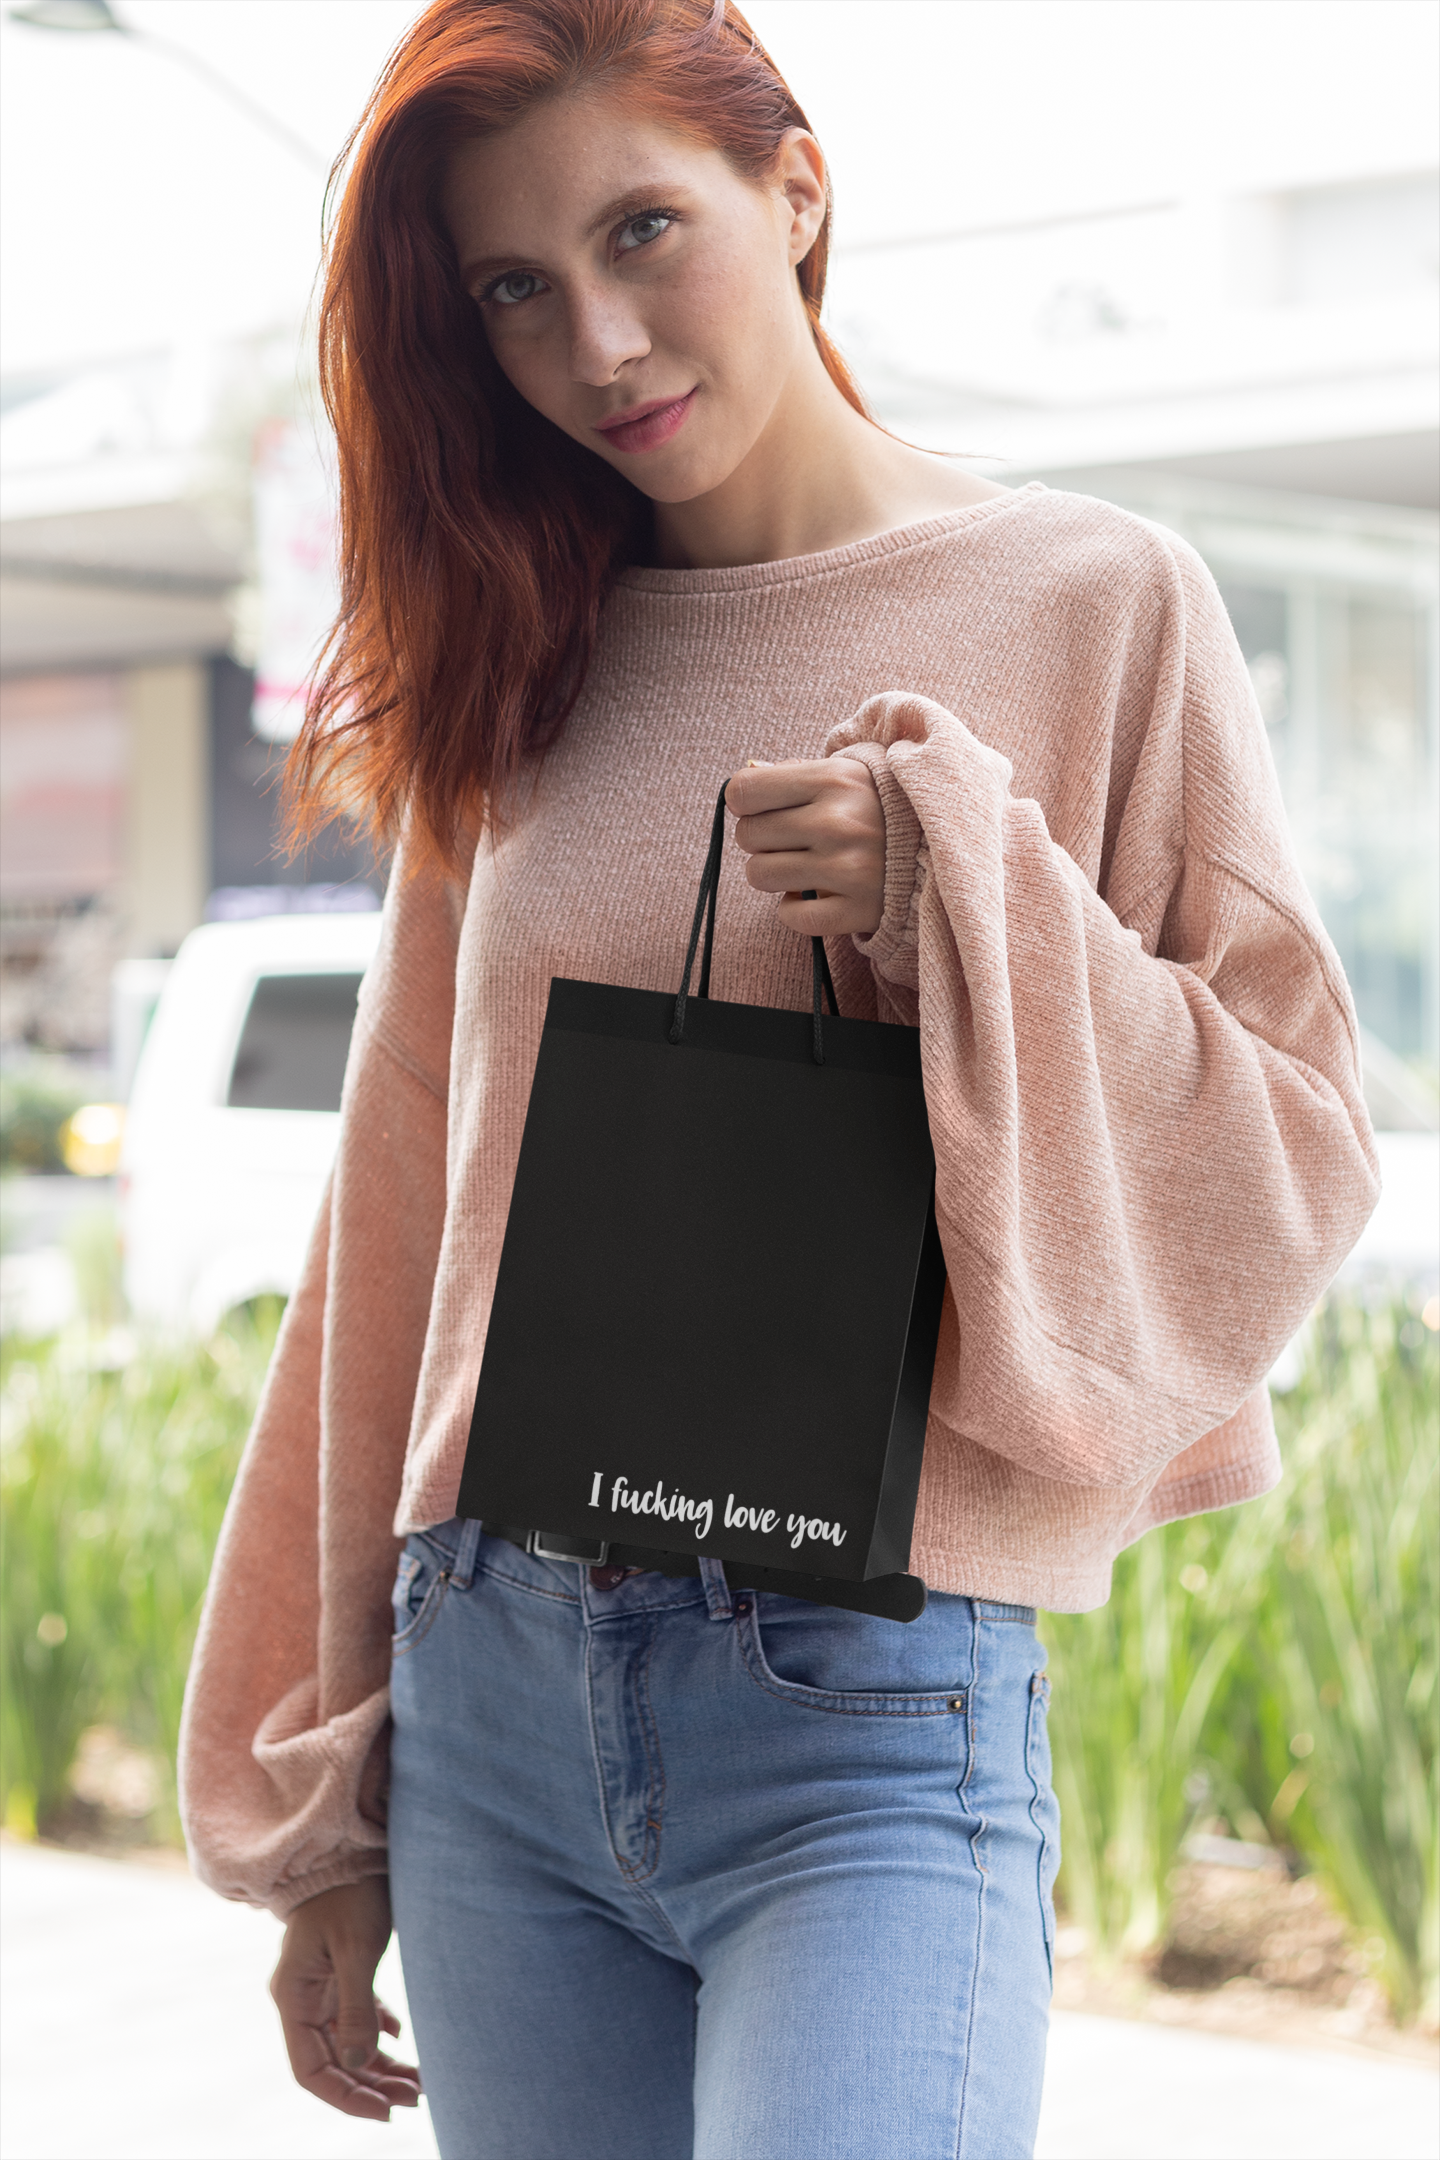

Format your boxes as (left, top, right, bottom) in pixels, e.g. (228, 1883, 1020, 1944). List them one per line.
(0, 1059, 91, 1177)
(1256, 1301, 1438, 2024)
(1042, 1294, 1439, 2023)
(0, 1303, 281, 1838)
(0, 1367, 118, 1834)
(1042, 1501, 1267, 1961)
(64, 1205, 126, 1331)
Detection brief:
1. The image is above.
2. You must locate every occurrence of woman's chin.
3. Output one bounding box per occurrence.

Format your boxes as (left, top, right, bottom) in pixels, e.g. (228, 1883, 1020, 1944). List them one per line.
(622, 450, 758, 510)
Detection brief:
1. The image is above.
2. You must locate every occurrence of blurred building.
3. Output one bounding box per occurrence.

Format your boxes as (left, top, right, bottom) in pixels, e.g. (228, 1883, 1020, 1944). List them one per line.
(2, 165, 1437, 1121)
(0, 341, 370, 1063)
(833, 166, 1440, 1097)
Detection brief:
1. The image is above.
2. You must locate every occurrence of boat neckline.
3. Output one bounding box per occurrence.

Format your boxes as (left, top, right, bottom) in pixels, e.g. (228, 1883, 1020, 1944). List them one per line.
(615, 482, 1047, 595)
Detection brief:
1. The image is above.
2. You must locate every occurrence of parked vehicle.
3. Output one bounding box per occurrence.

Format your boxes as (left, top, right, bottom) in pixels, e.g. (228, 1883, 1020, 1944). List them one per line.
(122, 912, 381, 1332)
(120, 913, 1434, 1338)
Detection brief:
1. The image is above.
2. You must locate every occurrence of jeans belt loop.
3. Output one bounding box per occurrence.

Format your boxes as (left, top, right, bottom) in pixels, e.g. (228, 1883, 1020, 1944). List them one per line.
(451, 1517, 485, 1591)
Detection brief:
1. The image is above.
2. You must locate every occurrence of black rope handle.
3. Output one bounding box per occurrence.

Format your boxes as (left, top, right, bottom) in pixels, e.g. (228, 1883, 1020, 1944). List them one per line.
(803, 892, 840, 1066)
(668, 781, 729, 1045)
(670, 781, 839, 1064)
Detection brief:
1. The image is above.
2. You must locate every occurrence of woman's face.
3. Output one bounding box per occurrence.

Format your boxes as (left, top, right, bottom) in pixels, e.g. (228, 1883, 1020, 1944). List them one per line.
(442, 94, 828, 505)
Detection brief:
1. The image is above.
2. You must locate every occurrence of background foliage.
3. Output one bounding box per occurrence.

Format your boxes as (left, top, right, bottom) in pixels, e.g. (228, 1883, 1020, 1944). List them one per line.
(1045, 1296, 1438, 2024)
(0, 1060, 91, 1175)
(1, 1286, 1435, 2023)
(1, 1300, 281, 1841)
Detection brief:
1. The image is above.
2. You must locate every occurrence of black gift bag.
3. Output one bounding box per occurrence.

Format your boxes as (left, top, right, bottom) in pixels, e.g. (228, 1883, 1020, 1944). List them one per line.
(456, 782, 946, 1621)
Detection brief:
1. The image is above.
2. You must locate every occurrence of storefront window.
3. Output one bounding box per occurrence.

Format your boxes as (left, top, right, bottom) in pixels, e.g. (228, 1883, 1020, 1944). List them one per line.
(1219, 576, 1437, 1066)
(1084, 475, 1438, 1079)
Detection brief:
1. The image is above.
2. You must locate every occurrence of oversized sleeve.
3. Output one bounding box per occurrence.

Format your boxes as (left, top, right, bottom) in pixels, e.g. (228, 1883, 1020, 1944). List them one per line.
(827, 537, 1379, 1491)
(178, 843, 463, 1915)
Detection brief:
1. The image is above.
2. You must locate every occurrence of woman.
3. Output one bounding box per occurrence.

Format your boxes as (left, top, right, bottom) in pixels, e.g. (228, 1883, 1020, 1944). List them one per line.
(179, 4, 1378, 2155)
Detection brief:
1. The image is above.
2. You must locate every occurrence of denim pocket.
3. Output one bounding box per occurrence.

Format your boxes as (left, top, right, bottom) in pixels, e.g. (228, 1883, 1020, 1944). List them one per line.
(1026, 1668, 1061, 1981)
(392, 1539, 452, 1656)
(735, 1596, 967, 1719)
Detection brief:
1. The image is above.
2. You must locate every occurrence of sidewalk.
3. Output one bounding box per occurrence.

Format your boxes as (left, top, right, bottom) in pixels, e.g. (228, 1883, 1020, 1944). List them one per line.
(1037, 2011, 1438, 2160)
(0, 1840, 435, 2160)
(2, 1840, 1436, 2160)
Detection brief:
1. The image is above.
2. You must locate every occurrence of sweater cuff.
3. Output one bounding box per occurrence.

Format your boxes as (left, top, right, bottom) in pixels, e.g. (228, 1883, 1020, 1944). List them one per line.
(832, 742, 925, 990)
(268, 1850, 390, 1921)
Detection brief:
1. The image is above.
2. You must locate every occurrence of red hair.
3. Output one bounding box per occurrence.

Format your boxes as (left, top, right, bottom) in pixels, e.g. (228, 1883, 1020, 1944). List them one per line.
(287, 0, 869, 870)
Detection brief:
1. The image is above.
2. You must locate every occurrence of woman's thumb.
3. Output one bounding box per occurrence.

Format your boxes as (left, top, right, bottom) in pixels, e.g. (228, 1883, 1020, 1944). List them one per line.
(333, 1957, 380, 2071)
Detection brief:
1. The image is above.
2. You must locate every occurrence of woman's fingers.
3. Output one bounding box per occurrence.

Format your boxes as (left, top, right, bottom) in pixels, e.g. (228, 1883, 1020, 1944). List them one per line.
(306, 2064, 393, 2120)
(364, 2048, 424, 2101)
(277, 2006, 385, 2115)
(271, 1879, 420, 2118)
(774, 890, 860, 937)
(300, 2054, 418, 2120)
(343, 2046, 423, 2108)
(740, 847, 821, 893)
(725, 755, 885, 935)
(731, 808, 816, 855)
(734, 760, 889, 928)
(725, 758, 830, 816)
(278, 2011, 422, 2117)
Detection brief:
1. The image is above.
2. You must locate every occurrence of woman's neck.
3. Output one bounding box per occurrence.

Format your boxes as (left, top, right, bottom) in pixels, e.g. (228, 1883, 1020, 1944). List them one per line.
(648, 342, 1007, 572)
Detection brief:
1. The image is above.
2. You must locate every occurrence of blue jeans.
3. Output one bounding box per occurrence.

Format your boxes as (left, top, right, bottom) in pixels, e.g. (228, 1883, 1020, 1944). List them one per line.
(388, 1522, 1059, 2160)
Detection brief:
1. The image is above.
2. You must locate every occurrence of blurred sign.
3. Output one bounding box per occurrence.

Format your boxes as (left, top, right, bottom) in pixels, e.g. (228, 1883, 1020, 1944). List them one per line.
(0, 672, 126, 900)
(251, 417, 339, 744)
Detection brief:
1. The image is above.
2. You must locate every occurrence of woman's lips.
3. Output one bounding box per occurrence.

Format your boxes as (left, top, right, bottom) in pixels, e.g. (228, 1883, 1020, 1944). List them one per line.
(594, 389, 696, 454)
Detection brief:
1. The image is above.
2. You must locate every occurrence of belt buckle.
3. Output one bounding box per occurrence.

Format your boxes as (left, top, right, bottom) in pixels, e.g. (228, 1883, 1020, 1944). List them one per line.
(528, 1529, 610, 1565)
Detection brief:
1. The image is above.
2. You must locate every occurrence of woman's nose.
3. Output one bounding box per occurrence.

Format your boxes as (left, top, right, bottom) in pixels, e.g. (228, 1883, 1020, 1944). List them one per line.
(567, 285, 651, 385)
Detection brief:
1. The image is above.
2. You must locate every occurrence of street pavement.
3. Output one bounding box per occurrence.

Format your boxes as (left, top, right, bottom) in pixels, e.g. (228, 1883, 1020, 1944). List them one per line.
(2, 1839, 1436, 2160)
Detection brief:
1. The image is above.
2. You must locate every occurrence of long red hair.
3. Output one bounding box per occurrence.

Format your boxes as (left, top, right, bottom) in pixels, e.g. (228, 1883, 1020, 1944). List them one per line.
(287, 0, 869, 870)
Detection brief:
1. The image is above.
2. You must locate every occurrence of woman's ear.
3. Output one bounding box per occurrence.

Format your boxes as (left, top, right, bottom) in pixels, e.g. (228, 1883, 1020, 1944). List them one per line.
(774, 127, 828, 267)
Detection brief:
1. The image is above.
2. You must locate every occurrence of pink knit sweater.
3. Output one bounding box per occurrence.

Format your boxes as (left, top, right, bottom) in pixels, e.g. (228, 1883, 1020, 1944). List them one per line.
(179, 486, 1377, 1916)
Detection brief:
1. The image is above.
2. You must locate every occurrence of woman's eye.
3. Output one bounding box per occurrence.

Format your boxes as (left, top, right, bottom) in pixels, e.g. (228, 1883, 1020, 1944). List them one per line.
(485, 270, 547, 307)
(617, 212, 672, 254)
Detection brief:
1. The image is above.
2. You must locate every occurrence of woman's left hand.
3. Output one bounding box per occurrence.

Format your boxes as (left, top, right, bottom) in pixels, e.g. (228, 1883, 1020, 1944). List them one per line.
(726, 757, 886, 938)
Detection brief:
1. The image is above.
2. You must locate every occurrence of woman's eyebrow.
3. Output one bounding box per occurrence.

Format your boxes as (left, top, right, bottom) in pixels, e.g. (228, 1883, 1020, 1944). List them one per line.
(582, 186, 683, 239)
(458, 248, 530, 284)
(460, 186, 687, 281)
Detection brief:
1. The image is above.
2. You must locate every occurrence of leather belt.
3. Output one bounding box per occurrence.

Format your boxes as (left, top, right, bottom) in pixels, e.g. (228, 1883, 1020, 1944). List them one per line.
(480, 1523, 927, 1623)
(481, 1522, 701, 1574)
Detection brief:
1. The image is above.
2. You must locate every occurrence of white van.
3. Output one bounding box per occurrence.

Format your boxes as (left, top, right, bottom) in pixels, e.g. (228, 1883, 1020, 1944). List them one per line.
(122, 911, 382, 1332)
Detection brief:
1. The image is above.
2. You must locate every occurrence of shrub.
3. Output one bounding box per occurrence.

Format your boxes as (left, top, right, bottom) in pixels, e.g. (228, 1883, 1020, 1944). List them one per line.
(0, 1060, 91, 1176)
(1042, 1503, 1268, 1962)
(1231, 1299, 1438, 2024)
(1043, 1294, 1439, 2023)
(0, 1303, 281, 1839)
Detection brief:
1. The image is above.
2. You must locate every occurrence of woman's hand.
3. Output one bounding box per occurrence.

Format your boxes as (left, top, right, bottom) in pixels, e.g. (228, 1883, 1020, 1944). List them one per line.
(270, 1877, 422, 2119)
(726, 757, 886, 938)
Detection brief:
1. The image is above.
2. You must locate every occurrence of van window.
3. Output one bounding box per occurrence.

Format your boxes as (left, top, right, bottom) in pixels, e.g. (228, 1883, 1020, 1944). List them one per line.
(226, 973, 363, 1112)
